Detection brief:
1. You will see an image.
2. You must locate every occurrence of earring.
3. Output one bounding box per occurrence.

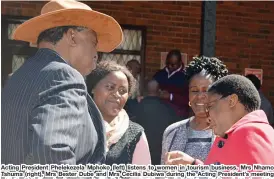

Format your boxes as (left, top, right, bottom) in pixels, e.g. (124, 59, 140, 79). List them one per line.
(188, 101, 191, 107)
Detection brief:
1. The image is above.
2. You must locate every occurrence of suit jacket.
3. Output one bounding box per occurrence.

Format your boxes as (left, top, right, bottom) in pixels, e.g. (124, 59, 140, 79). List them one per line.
(1, 48, 105, 164)
(132, 96, 180, 165)
(259, 92, 274, 126)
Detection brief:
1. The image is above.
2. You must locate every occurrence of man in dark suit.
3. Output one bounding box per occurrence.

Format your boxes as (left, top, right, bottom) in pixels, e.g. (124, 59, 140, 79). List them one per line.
(132, 80, 180, 165)
(1, 0, 122, 164)
(246, 74, 274, 127)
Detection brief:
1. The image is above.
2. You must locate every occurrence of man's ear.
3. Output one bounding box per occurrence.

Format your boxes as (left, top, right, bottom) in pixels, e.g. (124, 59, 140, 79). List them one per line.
(229, 94, 238, 108)
(65, 28, 77, 47)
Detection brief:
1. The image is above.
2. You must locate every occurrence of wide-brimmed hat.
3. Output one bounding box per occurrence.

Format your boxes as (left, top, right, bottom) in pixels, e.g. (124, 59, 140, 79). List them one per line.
(12, 0, 123, 52)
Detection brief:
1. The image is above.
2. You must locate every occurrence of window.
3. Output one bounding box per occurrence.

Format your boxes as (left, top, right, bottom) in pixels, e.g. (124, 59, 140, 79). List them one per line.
(8, 23, 21, 40)
(2, 15, 38, 87)
(2, 16, 146, 94)
(12, 55, 28, 73)
(98, 25, 146, 94)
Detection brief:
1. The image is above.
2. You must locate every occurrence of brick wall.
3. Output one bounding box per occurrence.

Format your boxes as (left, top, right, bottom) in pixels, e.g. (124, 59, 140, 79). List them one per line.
(1, 1, 202, 79)
(1, 1, 45, 16)
(215, 1, 274, 105)
(85, 1, 202, 79)
(2, 1, 274, 106)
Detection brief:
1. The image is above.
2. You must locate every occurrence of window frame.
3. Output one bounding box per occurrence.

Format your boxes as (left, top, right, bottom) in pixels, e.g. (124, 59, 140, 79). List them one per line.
(2, 15, 147, 94)
(2, 15, 38, 87)
(99, 24, 147, 95)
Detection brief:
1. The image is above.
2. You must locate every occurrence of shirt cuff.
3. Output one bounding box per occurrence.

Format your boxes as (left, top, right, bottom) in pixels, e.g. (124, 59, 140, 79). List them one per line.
(170, 93, 173, 101)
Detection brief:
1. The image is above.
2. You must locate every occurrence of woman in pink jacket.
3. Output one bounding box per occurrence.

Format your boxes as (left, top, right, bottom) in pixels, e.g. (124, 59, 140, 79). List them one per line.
(166, 75, 274, 165)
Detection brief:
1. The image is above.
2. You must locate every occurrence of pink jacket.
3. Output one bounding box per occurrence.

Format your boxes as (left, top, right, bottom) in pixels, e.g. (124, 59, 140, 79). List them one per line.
(196, 110, 274, 165)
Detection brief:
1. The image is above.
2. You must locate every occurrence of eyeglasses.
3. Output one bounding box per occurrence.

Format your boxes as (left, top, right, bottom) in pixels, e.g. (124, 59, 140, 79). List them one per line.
(204, 96, 227, 117)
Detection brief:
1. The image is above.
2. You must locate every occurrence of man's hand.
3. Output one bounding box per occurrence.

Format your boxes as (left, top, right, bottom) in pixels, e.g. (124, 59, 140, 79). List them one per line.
(159, 90, 170, 100)
(165, 151, 195, 165)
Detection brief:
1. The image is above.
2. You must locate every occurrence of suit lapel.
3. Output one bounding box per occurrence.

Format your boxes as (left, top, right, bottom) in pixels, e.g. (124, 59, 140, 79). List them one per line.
(86, 95, 103, 129)
(86, 94, 106, 163)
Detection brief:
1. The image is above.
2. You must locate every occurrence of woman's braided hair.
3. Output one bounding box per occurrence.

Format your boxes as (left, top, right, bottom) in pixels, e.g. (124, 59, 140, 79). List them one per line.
(185, 56, 229, 82)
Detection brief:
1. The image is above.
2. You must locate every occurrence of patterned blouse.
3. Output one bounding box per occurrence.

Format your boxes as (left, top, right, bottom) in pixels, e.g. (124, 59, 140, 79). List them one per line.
(161, 117, 215, 164)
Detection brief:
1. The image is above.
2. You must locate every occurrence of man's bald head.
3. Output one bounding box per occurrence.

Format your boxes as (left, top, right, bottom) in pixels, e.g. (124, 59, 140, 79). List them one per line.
(147, 80, 159, 96)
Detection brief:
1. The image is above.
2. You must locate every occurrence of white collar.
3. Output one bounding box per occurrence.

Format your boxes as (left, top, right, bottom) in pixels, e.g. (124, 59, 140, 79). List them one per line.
(165, 65, 182, 78)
